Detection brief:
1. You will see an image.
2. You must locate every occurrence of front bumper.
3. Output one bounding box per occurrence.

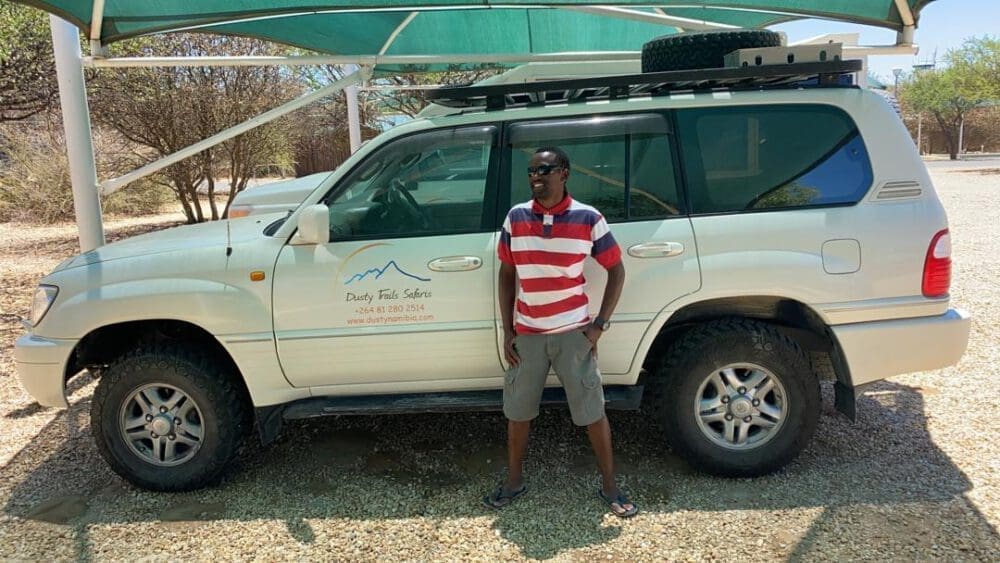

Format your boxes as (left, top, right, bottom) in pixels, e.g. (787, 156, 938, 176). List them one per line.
(13, 333, 78, 408)
(832, 308, 971, 387)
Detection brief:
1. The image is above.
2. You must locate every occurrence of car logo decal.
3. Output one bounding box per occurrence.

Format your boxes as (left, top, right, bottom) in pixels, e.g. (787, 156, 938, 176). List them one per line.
(345, 260, 430, 284)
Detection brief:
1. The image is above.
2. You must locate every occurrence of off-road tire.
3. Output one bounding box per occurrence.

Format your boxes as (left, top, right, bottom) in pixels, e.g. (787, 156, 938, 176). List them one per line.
(91, 344, 252, 491)
(641, 30, 782, 73)
(646, 318, 820, 477)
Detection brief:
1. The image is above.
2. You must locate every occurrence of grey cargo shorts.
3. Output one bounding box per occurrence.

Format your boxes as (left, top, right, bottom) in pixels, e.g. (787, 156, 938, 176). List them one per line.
(503, 329, 605, 426)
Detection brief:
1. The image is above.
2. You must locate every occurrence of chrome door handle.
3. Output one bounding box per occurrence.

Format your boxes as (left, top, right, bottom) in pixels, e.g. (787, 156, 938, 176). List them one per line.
(428, 256, 483, 272)
(627, 242, 685, 258)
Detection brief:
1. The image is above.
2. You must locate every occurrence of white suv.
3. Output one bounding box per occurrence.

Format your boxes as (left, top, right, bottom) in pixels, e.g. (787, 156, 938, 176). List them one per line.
(14, 40, 970, 491)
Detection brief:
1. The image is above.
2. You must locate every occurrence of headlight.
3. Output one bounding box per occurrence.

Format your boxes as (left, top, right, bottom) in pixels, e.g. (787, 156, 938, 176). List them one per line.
(30, 285, 58, 327)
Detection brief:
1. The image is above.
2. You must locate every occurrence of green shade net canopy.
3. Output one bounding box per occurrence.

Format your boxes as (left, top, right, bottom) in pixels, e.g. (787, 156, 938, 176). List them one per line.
(16, 1, 934, 63)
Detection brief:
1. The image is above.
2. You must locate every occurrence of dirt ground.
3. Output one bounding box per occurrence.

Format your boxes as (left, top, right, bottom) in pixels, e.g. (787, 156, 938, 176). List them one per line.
(0, 162, 998, 560)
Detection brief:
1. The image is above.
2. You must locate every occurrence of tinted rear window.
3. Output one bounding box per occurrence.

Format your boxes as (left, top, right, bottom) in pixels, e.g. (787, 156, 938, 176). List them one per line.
(507, 114, 681, 222)
(676, 105, 873, 214)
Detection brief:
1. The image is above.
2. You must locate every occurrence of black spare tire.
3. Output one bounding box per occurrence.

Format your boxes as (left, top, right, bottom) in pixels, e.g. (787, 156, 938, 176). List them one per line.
(641, 30, 782, 73)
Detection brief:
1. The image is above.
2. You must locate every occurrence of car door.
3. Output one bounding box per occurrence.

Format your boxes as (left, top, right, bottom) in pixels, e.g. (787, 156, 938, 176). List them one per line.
(272, 125, 501, 389)
(502, 113, 701, 375)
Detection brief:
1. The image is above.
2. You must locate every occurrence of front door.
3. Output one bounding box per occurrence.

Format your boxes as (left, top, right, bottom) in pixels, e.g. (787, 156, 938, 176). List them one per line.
(272, 126, 502, 389)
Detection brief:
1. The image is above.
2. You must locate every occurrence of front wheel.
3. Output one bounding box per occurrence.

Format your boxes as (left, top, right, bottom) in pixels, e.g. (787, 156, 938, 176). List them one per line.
(91, 344, 252, 491)
(648, 319, 820, 477)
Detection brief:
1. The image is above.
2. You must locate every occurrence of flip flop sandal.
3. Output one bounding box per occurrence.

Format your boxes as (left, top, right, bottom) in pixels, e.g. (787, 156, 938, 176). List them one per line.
(482, 483, 527, 509)
(598, 489, 639, 518)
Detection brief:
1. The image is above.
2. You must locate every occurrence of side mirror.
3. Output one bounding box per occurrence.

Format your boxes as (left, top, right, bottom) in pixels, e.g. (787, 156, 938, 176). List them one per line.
(296, 204, 330, 244)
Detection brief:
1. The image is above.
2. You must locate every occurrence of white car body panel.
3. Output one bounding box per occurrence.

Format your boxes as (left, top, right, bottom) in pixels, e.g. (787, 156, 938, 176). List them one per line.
(229, 172, 333, 217)
(273, 232, 499, 387)
(14, 85, 970, 410)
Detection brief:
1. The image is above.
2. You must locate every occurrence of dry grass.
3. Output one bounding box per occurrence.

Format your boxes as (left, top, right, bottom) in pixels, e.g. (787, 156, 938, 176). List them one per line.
(0, 164, 998, 560)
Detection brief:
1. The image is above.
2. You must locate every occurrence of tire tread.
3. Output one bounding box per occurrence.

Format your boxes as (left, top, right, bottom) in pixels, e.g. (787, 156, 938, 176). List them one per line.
(646, 318, 819, 477)
(641, 30, 782, 73)
(91, 342, 251, 492)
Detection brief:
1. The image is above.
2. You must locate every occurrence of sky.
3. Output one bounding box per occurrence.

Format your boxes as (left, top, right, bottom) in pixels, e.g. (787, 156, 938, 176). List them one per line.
(771, 0, 998, 83)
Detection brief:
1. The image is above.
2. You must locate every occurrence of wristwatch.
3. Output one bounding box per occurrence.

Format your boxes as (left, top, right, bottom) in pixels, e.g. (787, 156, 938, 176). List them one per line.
(593, 316, 611, 331)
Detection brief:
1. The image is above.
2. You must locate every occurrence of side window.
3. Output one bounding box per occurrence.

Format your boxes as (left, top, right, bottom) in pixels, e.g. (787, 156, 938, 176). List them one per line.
(676, 105, 874, 214)
(323, 126, 496, 239)
(507, 114, 680, 222)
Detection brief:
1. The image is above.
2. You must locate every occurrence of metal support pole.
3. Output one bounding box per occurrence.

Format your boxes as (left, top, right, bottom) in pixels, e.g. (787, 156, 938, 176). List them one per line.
(916, 113, 923, 155)
(345, 64, 362, 153)
(89, 0, 106, 56)
(50, 15, 105, 251)
(957, 118, 965, 159)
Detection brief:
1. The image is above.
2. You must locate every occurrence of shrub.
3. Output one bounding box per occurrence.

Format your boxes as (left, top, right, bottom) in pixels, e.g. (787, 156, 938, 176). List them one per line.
(0, 119, 172, 223)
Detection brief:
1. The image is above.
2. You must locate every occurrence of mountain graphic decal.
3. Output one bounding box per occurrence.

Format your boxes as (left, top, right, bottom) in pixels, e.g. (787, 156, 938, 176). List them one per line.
(344, 260, 431, 285)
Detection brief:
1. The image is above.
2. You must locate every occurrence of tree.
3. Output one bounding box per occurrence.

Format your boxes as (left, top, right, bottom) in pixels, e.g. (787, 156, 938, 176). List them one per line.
(371, 65, 505, 118)
(0, 2, 59, 121)
(289, 62, 386, 176)
(89, 34, 301, 222)
(899, 36, 998, 160)
(946, 36, 1000, 101)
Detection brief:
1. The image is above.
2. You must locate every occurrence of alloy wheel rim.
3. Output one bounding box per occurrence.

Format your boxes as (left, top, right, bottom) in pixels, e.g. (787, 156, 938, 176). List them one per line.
(693, 363, 788, 451)
(119, 383, 204, 467)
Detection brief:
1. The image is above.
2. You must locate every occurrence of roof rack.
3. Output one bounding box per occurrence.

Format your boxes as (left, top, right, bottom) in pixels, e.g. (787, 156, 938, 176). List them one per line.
(427, 60, 863, 109)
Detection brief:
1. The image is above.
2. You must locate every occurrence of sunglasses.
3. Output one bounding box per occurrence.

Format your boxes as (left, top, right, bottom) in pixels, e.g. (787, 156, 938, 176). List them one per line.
(526, 164, 563, 176)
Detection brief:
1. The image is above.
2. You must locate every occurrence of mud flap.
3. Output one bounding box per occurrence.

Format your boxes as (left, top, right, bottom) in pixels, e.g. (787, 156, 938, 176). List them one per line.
(256, 404, 285, 445)
(834, 381, 858, 422)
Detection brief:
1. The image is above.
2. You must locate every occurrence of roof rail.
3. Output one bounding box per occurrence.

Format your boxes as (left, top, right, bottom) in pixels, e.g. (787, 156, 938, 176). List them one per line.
(427, 60, 863, 109)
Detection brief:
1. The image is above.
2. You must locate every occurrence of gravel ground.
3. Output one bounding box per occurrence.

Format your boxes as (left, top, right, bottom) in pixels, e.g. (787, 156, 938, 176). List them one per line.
(1, 162, 998, 561)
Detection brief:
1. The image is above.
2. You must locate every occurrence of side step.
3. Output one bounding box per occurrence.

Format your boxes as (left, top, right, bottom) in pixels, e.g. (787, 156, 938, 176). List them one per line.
(282, 385, 644, 420)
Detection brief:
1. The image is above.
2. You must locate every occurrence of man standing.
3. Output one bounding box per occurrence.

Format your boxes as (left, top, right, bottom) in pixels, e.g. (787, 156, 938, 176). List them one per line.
(484, 147, 636, 518)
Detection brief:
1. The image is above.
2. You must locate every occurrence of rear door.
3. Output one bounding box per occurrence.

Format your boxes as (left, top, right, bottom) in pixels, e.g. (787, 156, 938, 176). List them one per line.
(501, 113, 701, 375)
(674, 104, 878, 307)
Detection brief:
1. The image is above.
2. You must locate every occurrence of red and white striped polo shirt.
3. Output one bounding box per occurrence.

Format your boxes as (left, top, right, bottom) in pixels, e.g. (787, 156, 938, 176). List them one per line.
(498, 194, 622, 335)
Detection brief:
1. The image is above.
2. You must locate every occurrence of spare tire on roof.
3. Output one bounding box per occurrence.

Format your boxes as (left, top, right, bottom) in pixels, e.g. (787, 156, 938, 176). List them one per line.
(641, 30, 782, 73)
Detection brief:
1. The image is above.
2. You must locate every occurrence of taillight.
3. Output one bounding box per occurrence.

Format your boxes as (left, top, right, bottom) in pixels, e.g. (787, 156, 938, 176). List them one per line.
(922, 229, 951, 298)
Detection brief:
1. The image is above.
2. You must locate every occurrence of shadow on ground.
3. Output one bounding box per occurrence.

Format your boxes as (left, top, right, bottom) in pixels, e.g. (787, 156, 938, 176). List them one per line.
(2, 377, 998, 560)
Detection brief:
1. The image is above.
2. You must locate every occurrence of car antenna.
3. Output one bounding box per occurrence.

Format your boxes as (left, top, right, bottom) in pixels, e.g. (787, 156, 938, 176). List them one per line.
(225, 219, 233, 257)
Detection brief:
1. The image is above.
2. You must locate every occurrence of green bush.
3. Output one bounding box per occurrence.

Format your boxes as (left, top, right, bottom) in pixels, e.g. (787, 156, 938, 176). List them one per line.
(0, 121, 172, 223)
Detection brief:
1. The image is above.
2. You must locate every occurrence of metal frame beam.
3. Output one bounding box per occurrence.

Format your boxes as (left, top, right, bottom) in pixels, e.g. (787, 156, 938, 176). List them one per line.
(379, 11, 420, 55)
(83, 42, 917, 70)
(892, 0, 916, 44)
(84, 51, 643, 68)
(89, 0, 105, 54)
(893, 0, 916, 27)
(561, 6, 736, 30)
(105, 4, 913, 37)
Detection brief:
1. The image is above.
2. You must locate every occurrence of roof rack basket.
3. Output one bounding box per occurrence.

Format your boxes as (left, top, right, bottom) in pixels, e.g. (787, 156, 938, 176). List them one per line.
(427, 60, 864, 110)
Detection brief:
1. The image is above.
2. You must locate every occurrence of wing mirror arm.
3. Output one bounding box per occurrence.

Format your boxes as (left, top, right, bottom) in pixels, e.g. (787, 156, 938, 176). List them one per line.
(294, 204, 330, 245)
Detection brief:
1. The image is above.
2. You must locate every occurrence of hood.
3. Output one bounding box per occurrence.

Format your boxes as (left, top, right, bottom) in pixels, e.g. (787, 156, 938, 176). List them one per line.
(57, 212, 287, 271)
(233, 172, 331, 205)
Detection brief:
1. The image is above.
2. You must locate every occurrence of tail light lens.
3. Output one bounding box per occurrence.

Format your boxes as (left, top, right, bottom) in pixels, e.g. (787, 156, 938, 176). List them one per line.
(922, 229, 951, 298)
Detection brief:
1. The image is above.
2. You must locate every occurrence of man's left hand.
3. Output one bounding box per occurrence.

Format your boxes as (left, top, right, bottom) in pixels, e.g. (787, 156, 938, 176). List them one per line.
(583, 325, 602, 358)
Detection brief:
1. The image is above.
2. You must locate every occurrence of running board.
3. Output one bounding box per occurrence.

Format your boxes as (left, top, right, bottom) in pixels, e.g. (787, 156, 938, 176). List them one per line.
(281, 385, 644, 420)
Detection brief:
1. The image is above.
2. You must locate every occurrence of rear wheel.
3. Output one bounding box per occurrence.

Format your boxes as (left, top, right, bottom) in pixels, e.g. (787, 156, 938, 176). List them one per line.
(91, 344, 252, 491)
(647, 319, 820, 477)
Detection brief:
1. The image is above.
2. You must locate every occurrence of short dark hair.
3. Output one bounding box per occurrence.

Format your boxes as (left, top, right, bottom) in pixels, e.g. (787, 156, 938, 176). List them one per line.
(534, 146, 570, 171)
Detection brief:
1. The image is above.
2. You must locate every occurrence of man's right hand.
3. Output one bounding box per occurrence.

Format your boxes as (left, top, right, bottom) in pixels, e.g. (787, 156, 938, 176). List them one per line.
(504, 330, 520, 367)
